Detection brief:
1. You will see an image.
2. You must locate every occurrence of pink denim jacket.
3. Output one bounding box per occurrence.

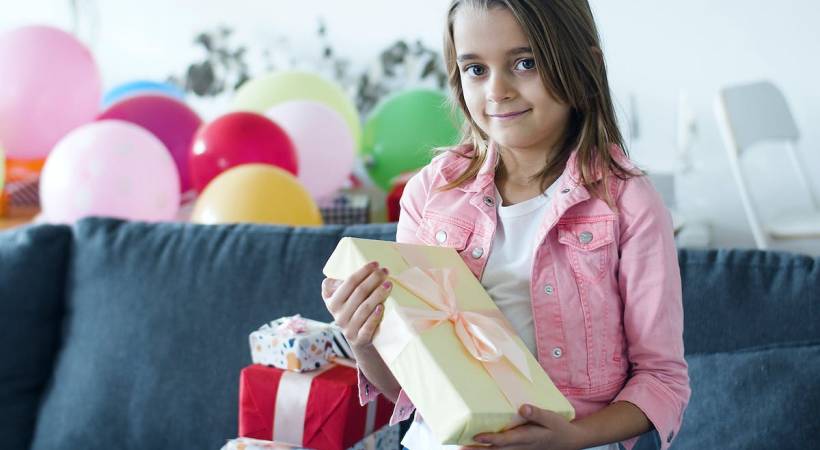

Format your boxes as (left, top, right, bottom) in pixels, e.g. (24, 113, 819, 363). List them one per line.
(358, 142, 690, 450)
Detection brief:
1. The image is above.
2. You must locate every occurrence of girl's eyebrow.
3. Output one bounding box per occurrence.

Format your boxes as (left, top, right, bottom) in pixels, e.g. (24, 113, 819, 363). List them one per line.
(456, 46, 533, 63)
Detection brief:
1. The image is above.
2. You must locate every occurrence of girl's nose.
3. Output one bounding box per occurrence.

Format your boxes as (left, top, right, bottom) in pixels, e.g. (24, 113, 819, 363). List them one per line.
(486, 73, 514, 103)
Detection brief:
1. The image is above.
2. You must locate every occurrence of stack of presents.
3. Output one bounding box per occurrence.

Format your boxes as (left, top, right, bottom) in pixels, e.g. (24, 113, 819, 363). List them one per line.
(223, 237, 576, 449)
(223, 314, 400, 450)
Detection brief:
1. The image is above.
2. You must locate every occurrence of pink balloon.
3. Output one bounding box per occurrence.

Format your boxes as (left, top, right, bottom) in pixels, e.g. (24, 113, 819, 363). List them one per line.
(40, 120, 180, 224)
(98, 95, 202, 194)
(266, 101, 355, 199)
(0, 26, 102, 159)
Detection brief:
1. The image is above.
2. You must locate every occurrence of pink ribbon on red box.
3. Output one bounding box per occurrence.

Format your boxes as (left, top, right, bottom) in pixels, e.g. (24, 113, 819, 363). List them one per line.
(272, 358, 377, 449)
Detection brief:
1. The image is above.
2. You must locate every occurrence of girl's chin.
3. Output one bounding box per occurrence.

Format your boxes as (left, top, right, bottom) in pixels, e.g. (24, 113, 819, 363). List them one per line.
(488, 133, 540, 150)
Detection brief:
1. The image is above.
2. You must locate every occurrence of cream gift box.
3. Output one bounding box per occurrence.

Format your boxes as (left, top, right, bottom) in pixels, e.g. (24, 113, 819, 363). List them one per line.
(322, 237, 574, 446)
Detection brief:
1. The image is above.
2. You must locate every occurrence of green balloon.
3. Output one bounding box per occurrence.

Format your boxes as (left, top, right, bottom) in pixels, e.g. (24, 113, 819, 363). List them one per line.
(232, 71, 361, 148)
(362, 89, 462, 190)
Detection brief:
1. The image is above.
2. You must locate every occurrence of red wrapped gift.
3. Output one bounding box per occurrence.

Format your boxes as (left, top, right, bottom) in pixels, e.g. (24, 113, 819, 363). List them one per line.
(239, 364, 393, 450)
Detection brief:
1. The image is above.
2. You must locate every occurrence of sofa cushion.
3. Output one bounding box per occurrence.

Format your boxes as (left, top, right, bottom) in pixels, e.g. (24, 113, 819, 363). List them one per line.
(675, 341, 820, 449)
(0, 224, 71, 450)
(679, 249, 820, 355)
(31, 218, 397, 450)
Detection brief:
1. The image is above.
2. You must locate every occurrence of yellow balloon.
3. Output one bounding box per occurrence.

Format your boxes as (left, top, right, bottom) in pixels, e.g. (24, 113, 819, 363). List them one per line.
(232, 71, 361, 148)
(191, 164, 323, 226)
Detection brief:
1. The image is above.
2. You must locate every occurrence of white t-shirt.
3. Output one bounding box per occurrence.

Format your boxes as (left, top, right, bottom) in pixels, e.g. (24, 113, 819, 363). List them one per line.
(402, 176, 618, 450)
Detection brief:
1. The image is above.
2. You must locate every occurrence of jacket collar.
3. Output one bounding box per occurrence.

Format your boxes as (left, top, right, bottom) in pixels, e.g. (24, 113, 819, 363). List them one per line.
(440, 141, 622, 193)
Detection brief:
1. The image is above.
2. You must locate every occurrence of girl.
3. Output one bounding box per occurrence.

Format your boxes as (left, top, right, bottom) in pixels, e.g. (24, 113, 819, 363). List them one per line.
(322, 1, 690, 449)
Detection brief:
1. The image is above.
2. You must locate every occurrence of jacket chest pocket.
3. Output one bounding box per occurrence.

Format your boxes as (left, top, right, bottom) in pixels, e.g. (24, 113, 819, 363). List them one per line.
(416, 216, 473, 251)
(557, 217, 616, 283)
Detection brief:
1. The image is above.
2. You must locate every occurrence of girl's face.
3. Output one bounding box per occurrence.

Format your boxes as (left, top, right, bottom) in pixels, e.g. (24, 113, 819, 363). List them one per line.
(453, 6, 571, 154)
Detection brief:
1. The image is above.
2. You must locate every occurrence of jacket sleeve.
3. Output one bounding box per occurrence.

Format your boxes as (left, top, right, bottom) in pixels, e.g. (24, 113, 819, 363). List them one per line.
(395, 169, 430, 245)
(612, 176, 691, 450)
(356, 169, 430, 424)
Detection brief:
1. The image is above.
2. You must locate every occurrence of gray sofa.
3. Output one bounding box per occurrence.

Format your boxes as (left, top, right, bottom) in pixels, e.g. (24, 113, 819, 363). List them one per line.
(1, 218, 818, 450)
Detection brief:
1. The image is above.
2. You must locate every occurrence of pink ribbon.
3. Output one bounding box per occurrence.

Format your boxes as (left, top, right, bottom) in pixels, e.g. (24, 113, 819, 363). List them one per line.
(275, 315, 309, 335)
(272, 360, 377, 447)
(377, 244, 534, 414)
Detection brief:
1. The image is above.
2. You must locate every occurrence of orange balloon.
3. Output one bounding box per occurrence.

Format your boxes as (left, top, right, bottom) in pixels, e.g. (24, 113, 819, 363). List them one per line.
(191, 164, 323, 226)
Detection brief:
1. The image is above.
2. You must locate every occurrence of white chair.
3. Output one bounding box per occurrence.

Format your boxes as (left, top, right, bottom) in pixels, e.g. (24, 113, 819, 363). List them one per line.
(714, 80, 820, 250)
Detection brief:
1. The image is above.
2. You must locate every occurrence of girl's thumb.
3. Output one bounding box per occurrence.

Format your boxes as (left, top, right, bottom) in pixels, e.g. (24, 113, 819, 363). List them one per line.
(520, 404, 564, 428)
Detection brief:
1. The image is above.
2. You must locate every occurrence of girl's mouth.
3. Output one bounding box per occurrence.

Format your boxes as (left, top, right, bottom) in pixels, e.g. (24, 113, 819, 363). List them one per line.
(488, 109, 531, 120)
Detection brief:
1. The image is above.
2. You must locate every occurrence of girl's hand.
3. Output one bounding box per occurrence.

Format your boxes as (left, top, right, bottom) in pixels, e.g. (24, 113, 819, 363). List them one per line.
(463, 405, 585, 450)
(321, 261, 392, 352)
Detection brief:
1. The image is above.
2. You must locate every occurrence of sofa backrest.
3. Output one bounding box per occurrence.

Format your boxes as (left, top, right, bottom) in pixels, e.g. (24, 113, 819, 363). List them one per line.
(29, 218, 397, 450)
(0, 225, 71, 450)
(675, 248, 820, 449)
(679, 248, 820, 354)
(5, 218, 817, 449)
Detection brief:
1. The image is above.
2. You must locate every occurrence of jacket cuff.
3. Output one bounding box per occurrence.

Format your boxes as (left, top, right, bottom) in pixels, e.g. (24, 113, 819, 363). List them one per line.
(388, 389, 415, 425)
(357, 366, 415, 424)
(613, 375, 681, 450)
(356, 366, 380, 406)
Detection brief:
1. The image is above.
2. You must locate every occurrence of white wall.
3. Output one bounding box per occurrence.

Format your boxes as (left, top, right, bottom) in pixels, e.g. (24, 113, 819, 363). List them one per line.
(591, 0, 820, 251)
(3, 0, 819, 250)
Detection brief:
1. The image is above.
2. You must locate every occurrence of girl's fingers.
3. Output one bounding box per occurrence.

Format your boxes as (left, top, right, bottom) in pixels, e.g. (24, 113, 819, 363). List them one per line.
(325, 261, 379, 314)
(357, 304, 385, 344)
(321, 278, 341, 300)
(336, 267, 389, 329)
(346, 279, 392, 338)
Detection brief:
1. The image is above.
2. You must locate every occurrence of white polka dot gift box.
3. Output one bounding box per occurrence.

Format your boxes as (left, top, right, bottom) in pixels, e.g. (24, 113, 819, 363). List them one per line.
(249, 315, 351, 372)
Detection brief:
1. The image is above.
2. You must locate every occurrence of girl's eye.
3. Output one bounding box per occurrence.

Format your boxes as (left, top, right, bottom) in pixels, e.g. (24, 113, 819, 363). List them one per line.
(515, 58, 536, 71)
(464, 64, 486, 77)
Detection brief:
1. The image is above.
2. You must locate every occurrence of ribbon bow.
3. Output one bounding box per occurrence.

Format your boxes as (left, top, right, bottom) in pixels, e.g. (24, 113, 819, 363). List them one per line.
(392, 266, 532, 383)
(274, 315, 308, 335)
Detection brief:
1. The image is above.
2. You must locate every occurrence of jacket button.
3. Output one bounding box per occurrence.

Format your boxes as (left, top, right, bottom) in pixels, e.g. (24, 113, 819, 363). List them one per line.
(560, 188, 571, 194)
(483, 196, 494, 207)
(579, 231, 593, 244)
(471, 247, 484, 259)
(551, 347, 563, 358)
(435, 230, 447, 244)
(544, 284, 554, 295)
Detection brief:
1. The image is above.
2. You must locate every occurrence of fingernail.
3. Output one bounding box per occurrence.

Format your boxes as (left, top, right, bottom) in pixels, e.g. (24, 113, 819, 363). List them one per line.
(368, 261, 378, 269)
(475, 436, 489, 444)
(375, 304, 383, 313)
(381, 267, 389, 275)
(521, 405, 532, 417)
(382, 281, 392, 289)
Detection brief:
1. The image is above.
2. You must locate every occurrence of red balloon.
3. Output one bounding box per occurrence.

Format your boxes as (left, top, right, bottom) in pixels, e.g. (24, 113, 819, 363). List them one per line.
(189, 112, 298, 193)
(98, 95, 202, 194)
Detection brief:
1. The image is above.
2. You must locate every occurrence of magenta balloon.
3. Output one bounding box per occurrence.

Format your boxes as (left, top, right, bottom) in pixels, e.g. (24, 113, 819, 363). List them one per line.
(40, 120, 180, 224)
(98, 95, 202, 193)
(0, 25, 101, 159)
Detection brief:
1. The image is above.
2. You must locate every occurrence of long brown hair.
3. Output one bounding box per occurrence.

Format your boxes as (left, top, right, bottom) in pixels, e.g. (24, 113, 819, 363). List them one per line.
(438, 0, 640, 207)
